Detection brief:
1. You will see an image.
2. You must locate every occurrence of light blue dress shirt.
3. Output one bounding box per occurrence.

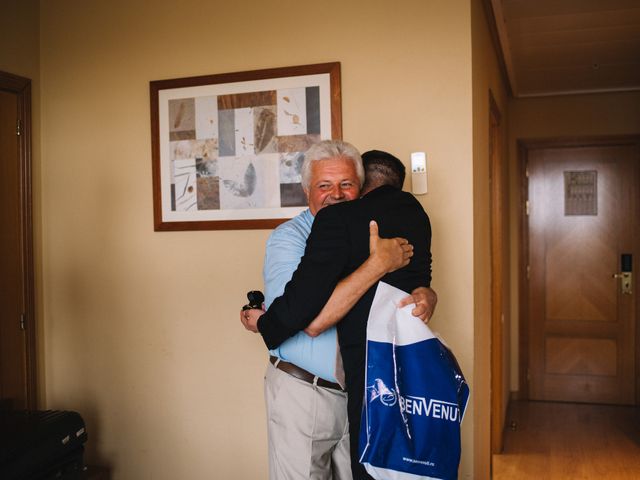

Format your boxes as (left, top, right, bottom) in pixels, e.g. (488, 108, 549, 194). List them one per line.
(264, 209, 338, 382)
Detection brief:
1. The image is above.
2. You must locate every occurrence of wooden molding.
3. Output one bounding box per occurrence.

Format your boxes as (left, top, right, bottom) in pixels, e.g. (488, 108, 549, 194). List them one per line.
(481, 0, 516, 97)
(517, 140, 530, 401)
(489, 89, 507, 454)
(0, 70, 37, 410)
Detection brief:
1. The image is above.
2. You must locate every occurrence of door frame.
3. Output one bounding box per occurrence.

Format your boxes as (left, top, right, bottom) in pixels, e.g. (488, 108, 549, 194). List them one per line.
(0, 70, 37, 409)
(518, 135, 640, 405)
(489, 91, 506, 454)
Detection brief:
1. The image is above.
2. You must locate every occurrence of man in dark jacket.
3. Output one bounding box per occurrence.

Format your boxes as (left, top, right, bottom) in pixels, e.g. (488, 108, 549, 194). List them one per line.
(249, 149, 433, 480)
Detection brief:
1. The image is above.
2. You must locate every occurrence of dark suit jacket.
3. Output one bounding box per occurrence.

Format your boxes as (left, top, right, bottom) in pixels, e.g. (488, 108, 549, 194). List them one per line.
(258, 185, 432, 479)
(258, 185, 431, 350)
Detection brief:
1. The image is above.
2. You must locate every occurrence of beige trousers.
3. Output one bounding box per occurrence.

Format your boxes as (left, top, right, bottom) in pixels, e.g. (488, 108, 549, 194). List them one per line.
(264, 362, 352, 480)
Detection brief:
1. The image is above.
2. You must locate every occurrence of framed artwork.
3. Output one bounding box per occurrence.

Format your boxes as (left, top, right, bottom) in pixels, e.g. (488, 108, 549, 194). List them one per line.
(150, 62, 342, 231)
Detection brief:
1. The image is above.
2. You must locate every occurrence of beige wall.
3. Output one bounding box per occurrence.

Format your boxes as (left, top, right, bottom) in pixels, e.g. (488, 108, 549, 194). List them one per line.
(37, 0, 478, 478)
(471, 0, 509, 474)
(508, 91, 640, 391)
(0, 0, 39, 77)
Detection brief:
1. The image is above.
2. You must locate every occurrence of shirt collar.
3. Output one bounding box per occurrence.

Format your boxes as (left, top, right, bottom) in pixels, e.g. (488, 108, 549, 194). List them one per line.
(362, 184, 398, 199)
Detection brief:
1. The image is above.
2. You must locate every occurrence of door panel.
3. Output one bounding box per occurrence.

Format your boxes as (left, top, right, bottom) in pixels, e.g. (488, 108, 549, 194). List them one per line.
(528, 143, 638, 405)
(489, 92, 508, 454)
(0, 71, 35, 410)
(0, 89, 28, 409)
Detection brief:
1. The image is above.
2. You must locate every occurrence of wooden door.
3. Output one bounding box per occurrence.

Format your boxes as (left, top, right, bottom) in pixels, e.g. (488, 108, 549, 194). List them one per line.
(527, 141, 638, 405)
(0, 71, 36, 410)
(489, 92, 508, 454)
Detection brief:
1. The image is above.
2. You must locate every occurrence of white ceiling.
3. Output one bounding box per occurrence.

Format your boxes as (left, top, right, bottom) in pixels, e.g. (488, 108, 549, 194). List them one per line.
(489, 0, 640, 97)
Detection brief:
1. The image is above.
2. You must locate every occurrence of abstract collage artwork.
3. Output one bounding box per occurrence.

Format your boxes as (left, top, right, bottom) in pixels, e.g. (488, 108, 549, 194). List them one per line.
(151, 63, 341, 230)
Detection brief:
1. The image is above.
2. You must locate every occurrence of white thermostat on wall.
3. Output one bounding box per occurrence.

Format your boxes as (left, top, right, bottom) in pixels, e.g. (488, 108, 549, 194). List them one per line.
(411, 152, 428, 195)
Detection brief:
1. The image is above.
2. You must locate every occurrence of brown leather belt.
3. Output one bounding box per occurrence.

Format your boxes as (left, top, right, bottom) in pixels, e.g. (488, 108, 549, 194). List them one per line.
(269, 356, 344, 391)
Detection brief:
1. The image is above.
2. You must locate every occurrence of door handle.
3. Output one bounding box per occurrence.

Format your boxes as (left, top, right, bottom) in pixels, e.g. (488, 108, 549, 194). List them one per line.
(612, 272, 632, 295)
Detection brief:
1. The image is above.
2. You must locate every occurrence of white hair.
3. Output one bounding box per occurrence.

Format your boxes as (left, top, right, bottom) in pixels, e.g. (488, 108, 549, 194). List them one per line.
(300, 140, 364, 190)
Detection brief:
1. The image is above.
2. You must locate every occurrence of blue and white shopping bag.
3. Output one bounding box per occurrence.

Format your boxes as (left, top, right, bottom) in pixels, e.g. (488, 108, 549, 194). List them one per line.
(359, 282, 470, 480)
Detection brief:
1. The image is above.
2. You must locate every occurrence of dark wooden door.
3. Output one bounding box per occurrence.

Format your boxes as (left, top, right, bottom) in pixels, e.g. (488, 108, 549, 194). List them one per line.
(0, 72, 35, 410)
(527, 141, 638, 404)
(489, 92, 507, 454)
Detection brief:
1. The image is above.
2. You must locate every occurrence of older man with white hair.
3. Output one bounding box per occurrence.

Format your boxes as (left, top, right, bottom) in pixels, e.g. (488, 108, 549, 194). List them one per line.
(241, 140, 433, 480)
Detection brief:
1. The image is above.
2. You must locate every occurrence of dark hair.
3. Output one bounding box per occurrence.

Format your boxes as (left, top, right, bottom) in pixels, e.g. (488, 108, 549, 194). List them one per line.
(361, 150, 406, 190)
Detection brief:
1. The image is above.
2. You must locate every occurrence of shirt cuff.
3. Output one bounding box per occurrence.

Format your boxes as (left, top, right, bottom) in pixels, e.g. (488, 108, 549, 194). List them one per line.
(257, 312, 289, 350)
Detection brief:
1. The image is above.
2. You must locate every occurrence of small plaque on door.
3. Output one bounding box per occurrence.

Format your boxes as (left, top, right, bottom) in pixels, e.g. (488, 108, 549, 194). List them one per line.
(564, 170, 597, 216)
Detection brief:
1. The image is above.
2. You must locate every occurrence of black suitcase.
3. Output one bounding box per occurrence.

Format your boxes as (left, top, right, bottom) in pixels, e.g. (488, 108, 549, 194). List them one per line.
(0, 410, 88, 480)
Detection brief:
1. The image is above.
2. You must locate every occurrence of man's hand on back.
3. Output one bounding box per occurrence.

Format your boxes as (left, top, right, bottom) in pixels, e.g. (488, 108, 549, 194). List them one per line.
(368, 220, 413, 274)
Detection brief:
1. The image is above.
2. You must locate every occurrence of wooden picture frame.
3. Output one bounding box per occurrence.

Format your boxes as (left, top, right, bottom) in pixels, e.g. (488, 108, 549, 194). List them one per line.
(150, 62, 342, 231)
